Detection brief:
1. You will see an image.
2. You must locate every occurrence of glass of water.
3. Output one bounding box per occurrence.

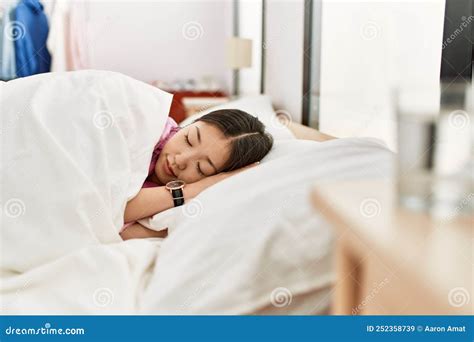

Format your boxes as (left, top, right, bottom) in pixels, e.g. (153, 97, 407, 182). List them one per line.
(396, 82, 473, 218)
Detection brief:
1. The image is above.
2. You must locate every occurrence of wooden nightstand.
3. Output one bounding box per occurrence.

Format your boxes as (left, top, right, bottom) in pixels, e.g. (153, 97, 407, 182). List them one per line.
(311, 180, 473, 315)
(182, 96, 230, 119)
(165, 90, 228, 123)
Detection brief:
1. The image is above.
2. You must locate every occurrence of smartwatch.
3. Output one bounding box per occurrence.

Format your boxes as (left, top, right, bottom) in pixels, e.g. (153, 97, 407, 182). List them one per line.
(165, 180, 186, 207)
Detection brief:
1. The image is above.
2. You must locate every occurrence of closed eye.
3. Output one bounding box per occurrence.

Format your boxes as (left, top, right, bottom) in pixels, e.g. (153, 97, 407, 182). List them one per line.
(185, 134, 192, 147)
(197, 162, 206, 176)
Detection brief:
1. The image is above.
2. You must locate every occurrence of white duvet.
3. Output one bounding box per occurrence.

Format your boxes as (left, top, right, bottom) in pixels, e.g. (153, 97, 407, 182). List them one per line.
(0, 71, 171, 313)
(0, 71, 394, 314)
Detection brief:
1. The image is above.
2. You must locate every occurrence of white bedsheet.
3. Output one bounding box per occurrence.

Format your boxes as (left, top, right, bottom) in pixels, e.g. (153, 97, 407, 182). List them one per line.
(139, 138, 393, 314)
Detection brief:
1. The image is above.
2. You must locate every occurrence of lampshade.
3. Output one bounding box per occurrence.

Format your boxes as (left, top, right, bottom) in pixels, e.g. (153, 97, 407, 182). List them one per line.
(227, 37, 252, 69)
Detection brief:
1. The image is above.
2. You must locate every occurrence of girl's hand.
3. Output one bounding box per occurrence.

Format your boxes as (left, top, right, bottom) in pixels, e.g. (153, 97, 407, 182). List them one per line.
(185, 162, 259, 198)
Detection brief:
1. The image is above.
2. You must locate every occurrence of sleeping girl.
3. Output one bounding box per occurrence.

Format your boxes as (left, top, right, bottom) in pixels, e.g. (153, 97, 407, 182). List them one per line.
(120, 109, 274, 240)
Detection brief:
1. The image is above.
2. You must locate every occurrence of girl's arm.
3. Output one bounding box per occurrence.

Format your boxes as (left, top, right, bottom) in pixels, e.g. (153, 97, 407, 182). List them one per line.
(124, 184, 198, 223)
(286, 121, 337, 141)
(120, 222, 167, 240)
(124, 162, 258, 223)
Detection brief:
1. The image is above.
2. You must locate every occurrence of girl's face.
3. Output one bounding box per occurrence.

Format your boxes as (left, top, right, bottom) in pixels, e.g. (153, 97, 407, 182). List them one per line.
(154, 121, 231, 185)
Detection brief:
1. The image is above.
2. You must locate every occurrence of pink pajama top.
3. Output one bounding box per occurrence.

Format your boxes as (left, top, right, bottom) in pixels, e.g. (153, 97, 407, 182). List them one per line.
(122, 117, 180, 231)
(141, 117, 180, 188)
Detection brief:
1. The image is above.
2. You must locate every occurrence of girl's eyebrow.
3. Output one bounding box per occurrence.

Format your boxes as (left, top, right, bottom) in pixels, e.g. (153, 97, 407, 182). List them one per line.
(196, 126, 201, 143)
(196, 126, 217, 173)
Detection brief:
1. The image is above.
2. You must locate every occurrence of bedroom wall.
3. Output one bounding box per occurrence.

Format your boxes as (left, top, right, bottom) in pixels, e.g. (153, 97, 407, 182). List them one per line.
(319, 0, 446, 151)
(238, 0, 263, 96)
(264, 0, 305, 123)
(81, 1, 233, 92)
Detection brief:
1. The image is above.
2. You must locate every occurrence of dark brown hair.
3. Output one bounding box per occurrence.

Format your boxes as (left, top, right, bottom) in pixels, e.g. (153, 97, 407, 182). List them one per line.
(194, 109, 274, 172)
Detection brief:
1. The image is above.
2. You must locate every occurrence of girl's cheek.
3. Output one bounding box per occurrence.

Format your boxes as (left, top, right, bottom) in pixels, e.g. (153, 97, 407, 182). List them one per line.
(185, 173, 200, 184)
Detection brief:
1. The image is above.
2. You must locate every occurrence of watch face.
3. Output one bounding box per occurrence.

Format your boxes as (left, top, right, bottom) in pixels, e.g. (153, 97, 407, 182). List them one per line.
(166, 180, 185, 190)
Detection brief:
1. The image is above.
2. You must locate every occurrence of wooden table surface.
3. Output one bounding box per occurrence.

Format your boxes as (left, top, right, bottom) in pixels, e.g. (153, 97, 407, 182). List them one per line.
(311, 179, 473, 315)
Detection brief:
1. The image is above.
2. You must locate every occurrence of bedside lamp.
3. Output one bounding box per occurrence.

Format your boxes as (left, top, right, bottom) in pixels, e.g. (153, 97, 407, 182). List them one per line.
(227, 37, 252, 96)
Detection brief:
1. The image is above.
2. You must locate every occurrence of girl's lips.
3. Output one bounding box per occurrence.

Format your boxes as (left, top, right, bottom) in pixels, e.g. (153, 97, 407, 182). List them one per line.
(164, 158, 177, 177)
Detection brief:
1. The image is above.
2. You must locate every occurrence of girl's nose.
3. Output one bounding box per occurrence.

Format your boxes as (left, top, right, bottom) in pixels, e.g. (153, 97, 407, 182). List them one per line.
(174, 152, 191, 170)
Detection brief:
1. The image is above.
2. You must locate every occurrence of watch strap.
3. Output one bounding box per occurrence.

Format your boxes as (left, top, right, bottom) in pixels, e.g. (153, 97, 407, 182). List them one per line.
(171, 188, 185, 207)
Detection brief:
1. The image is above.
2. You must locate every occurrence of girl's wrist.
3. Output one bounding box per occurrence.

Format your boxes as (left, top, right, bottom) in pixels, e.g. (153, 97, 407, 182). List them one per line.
(184, 182, 200, 200)
(184, 176, 218, 200)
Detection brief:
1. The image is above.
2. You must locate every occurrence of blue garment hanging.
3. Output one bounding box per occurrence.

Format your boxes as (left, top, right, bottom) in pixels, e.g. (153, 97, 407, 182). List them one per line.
(13, 0, 51, 77)
(0, 5, 18, 80)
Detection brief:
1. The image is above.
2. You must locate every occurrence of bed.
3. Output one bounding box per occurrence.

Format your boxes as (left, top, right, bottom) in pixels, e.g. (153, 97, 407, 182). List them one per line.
(0, 70, 393, 314)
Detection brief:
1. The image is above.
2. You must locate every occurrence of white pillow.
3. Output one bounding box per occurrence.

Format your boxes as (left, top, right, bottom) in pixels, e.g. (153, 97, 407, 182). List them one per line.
(179, 95, 295, 140)
(139, 138, 393, 314)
